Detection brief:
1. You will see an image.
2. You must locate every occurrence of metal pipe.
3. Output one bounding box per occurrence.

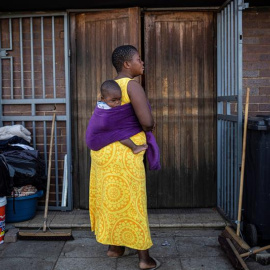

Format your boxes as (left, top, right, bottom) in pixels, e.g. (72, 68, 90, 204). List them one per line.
(0, 12, 67, 19)
(2, 98, 66, 104)
(41, 17, 46, 99)
(44, 121, 48, 174)
(30, 17, 35, 99)
(224, 7, 228, 98)
(20, 18, 24, 98)
(221, 10, 224, 96)
(227, 4, 231, 96)
(54, 119, 59, 206)
(8, 18, 12, 49)
(10, 57, 14, 99)
(64, 13, 73, 210)
(1, 115, 67, 121)
(52, 16, 56, 98)
(230, 2, 234, 96)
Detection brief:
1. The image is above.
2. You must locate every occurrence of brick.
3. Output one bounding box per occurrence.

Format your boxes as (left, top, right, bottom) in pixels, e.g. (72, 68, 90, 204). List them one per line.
(259, 104, 270, 111)
(243, 70, 259, 78)
(246, 11, 270, 20)
(36, 104, 55, 112)
(258, 21, 270, 28)
(4, 228, 19, 243)
(243, 20, 258, 28)
(249, 96, 270, 103)
(248, 104, 259, 111)
(242, 87, 259, 95)
(259, 37, 270, 44)
(243, 37, 260, 44)
(259, 54, 270, 61)
(244, 29, 270, 37)
(260, 70, 270, 77)
(259, 87, 270, 95)
(243, 45, 270, 54)
(243, 78, 270, 87)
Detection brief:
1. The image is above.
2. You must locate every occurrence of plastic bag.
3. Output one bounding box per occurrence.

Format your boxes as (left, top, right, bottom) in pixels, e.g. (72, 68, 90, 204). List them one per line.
(2, 149, 47, 191)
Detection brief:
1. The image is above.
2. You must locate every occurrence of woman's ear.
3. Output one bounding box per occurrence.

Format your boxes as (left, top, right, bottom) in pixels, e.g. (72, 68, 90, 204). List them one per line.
(123, 60, 131, 69)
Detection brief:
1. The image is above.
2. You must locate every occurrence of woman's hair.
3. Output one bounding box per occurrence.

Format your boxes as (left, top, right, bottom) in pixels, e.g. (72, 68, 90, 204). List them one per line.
(100, 80, 121, 97)
(112, 45, 138, 72)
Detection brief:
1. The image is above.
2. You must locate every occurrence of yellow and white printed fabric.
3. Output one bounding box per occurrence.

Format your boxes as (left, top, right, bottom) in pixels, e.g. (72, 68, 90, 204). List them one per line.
(89, 77, 153, 250)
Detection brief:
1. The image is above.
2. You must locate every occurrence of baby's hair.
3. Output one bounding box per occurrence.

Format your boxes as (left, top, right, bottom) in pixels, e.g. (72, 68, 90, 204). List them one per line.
(100, 80, 121, 97)
(112, 45, 138, 72)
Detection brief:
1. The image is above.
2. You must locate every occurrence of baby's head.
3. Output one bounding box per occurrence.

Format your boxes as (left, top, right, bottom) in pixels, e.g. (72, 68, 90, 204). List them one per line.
(100, 80, 122, 108)
(112, 45, 138, 73)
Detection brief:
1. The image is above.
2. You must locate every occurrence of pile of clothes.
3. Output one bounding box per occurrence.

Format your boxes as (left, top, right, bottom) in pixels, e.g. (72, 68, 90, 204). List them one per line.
(0, 125, 46, 197)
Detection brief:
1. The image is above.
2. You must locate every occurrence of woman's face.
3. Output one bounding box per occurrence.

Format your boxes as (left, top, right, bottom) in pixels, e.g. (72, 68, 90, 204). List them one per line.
(128, 52, 144, 76)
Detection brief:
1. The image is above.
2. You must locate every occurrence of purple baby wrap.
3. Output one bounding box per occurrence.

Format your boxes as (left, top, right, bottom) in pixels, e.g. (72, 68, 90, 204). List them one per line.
(85, 103, 161, 170)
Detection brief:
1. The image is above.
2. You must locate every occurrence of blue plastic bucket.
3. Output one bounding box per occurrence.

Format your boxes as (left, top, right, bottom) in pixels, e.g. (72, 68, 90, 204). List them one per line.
(6, 190, 43, 223)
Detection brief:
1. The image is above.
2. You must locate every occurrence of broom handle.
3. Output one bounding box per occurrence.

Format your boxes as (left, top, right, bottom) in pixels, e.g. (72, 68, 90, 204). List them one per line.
(237, 88, 250, 236)
(241, 245, 270, 258)
(43, 112, 56, 232)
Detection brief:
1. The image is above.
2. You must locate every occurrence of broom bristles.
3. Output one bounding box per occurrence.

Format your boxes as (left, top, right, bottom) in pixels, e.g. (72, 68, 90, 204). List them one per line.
(220, 226, 250, 254)
(218, 235, 249, 270)
(18, 229, 74, 241)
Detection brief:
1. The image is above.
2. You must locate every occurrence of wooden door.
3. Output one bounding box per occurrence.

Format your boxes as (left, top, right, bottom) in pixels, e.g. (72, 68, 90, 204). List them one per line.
(71, 8, 140, 209)
(145, 12, 216, 208)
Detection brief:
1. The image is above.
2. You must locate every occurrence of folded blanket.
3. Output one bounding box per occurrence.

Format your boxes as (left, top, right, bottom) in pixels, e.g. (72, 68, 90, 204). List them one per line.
(85, 103, 161, 170)
(0, 125, 31, 143)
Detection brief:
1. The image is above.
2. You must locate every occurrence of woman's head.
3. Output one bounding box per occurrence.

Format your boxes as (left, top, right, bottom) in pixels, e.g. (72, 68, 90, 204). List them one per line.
(100, 80, 122, 108)
(112, 45, 139, 73)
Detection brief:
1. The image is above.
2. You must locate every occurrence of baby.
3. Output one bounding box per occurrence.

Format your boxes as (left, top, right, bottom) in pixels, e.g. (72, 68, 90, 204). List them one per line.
(97, 80, 148, 154)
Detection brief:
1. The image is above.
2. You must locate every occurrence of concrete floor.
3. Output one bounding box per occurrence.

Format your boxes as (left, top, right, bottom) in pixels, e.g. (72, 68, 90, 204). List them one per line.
(8, 208, 227, 229)
(1, 208, 269, 270)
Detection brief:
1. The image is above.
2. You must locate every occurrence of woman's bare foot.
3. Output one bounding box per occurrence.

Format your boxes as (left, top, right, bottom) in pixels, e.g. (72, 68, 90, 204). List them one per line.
(138, 250, 157, 269)
(107, 245, 125, 257)
(133, 144, 148, 154)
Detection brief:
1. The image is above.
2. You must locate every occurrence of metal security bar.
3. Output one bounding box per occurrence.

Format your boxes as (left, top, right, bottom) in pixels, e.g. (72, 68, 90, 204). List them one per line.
(217, 0, 248, 222)
(0, 13, 72, 211)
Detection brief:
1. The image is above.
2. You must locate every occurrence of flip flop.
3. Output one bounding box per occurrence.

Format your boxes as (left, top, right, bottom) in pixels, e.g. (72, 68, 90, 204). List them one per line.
(121, 247, 138, 257)
(108, 246, 137, 258)
(139, 257, 161, 270)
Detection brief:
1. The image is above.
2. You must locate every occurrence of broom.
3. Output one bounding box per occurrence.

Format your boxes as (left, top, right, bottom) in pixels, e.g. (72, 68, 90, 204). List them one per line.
(219, 235, 270, 270)
(18, 112, 73, 241)
(219, 88, 251, 254)
(218, 235, 249, 270)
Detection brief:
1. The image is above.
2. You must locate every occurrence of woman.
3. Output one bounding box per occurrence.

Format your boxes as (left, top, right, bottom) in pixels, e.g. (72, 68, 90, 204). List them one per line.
(87, 45, 160, 270)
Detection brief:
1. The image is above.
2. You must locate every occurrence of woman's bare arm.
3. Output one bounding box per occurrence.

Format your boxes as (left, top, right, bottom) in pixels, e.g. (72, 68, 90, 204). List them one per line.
(127, 80, 154, 132)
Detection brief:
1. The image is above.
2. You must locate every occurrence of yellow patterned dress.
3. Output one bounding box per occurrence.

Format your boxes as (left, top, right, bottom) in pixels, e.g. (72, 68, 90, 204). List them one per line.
(89, 77, 153, 250)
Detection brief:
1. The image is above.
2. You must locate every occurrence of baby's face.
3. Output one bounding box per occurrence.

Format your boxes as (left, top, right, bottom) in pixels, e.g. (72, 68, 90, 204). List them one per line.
(102, 90, 121, 107)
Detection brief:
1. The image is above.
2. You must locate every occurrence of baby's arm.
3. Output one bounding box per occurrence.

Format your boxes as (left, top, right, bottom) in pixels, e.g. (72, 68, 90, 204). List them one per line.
(120, 138, 148, 154)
